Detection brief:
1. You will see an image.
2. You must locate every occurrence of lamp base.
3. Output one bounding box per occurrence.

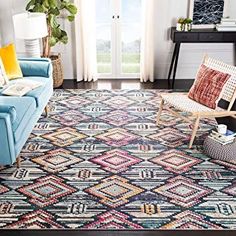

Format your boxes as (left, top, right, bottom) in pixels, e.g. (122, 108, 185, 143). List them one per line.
(24, 39, 41, 58)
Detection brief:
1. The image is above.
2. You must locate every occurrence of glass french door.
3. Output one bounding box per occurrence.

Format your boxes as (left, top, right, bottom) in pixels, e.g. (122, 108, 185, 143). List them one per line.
(96, 0, 142, 79)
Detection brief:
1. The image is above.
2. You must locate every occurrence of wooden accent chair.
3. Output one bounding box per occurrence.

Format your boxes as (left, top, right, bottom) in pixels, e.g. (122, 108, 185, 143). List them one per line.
(157, 55, 236, 148)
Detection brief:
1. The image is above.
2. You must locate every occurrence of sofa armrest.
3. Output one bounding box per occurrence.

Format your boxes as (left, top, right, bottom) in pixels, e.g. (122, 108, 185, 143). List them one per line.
(19, 58, 53, 78)
(0, 105, 17, 123)
(0, 113, 16, 165)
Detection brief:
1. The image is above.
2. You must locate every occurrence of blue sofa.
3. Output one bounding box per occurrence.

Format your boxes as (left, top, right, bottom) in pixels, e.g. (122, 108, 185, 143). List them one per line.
(0, 58, 53, 166)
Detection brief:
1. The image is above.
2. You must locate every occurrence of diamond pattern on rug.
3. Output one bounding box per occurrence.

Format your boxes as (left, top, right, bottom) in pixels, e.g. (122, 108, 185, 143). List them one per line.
(42, 127, 87, 147)
(1, 89, 236, 229)
(149, 128, 189, 147)
(84, 210, 143, 229)
(96, 128, 139, 147)
(51, 110, 90, 126)
(154, 176, 213, 208)
(150, 150, 202, 174)
(223, 184, 236, 197)
(160, 211, 222, 229)
(32, 149, 82, 173)
(18, 176, 76, 207)
(91, 149, 142, 173)
(6, 210, 63, 229)
(0, 185, 9, 194)
(99, 110, 138, 126)
(85, 175, 144, 208)
(58, 96, 92, 108)
(103, 96, 135, 109)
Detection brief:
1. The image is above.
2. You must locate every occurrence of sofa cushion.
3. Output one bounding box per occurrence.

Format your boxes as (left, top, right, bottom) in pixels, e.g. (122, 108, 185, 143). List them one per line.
(0, 97, 37, 143)
(19, 60, 51, 78)
(24, 76, 53, 108)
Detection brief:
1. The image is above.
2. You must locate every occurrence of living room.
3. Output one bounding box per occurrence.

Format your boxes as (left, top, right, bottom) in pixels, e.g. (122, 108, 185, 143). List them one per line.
(0, 0, 236, 235)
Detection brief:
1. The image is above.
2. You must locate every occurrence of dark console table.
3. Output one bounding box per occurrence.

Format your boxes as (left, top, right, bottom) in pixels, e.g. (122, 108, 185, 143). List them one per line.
(168, 27, 236, 89)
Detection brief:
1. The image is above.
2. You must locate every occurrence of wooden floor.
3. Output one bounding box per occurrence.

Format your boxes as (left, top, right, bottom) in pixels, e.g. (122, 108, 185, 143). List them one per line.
(60, 79, 194, 90)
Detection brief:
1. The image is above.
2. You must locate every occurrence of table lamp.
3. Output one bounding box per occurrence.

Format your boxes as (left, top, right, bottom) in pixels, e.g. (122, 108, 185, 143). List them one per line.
(13, 12, 48, 58)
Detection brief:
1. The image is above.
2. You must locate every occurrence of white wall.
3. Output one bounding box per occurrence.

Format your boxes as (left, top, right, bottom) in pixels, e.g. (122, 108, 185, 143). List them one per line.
(0, 0, 236, 80)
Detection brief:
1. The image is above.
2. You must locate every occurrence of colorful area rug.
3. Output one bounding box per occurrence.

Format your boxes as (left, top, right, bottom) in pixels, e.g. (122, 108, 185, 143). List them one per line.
(0, 89, 236, 229)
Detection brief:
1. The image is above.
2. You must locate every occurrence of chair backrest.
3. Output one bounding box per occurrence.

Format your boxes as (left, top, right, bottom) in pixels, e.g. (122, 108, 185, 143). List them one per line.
(203, 55, 236, 110)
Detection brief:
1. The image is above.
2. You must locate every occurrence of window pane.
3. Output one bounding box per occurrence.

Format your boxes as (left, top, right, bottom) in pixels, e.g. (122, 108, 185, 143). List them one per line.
(121, 0, 142, 74)
(96, 0, 112, 74)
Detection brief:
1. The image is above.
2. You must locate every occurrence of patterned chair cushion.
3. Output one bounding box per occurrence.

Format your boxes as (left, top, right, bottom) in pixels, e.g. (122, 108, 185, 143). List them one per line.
(204, 136, 236, 162)
(188, 64, 231, 109)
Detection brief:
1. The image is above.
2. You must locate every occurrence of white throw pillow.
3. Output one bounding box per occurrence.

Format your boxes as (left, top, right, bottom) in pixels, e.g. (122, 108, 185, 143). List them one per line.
(0, 57, 9, 88)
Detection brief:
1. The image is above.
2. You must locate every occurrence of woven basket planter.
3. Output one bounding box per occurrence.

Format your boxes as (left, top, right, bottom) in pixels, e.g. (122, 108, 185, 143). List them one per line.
(51, 54, 64, 88)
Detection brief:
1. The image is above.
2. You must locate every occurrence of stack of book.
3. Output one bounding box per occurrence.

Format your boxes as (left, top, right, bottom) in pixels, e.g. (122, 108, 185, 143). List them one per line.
(216, 18, 236, 31)
(209, 129, 236, 145)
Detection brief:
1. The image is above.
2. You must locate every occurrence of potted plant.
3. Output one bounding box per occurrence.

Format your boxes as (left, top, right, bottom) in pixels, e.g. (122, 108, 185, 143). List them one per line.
(26, 0, 78, 88)
(184, 18, 193, 31)
(176, 18, 185, 31)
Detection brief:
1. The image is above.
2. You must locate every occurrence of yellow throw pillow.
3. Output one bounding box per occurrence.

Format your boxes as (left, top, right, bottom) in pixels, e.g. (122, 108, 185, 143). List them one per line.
(0, 44, 23, 80)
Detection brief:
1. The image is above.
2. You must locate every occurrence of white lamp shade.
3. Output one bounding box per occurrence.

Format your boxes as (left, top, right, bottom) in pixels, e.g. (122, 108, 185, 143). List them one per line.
(13, 12, 48, 39)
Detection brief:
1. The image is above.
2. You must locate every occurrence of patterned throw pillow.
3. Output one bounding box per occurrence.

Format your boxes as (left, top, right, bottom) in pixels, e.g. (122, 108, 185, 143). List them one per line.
(188, 64, 231, 109)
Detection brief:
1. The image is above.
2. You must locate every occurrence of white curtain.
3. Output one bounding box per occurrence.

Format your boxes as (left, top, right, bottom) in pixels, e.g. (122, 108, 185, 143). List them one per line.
(74, 0, 97, 82)
(140, 0, 155, 83)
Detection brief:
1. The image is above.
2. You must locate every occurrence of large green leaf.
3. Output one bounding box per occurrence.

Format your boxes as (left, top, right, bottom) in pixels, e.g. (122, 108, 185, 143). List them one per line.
(52, 27, 62, 38)
(67, 15, 75, 22)
(66, 4, 77, 15)
(48, 0, 57, 8)
(60, 35, 68, 44)
(33, 3, 45, 12)
(49, 36, 57, 47)
(50, 7, 60, 16)
(48, 14, 58, 28)
(26, 0, 36, 10)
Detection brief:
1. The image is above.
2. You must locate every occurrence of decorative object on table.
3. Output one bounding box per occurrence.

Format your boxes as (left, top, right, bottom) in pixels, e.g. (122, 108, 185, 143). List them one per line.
(176, 18, 193, 31)
(208, 128, 236, 145)
(204, 135, 236, 162)
(176, 18, 185, 31)
(216, 18, 236, 31)
(189, 0, 229, 28)
(25, 0, 78, 88)
(157, 55, 236, 148)
(184, 18, 193, 31)
(217, 124, 227, 135)
(0, 57, 8, 87)
(0, 44, 23, 80)
(13, 12, 48, 58)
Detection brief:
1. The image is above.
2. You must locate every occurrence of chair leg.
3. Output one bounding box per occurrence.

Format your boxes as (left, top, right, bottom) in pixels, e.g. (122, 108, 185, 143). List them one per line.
(156, 99, 164, 125)
(44, 105, 49, 118)
(16, 157, 21, 168)
(189, 117, 200, 149)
